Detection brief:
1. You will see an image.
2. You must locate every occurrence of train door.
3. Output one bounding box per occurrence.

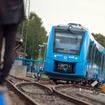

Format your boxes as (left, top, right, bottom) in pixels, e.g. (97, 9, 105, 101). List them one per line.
(101, 54, 105, 82)
(91, 43, 96, 66)
(87, 41, 92, 63)
(90, 42, 97, 80)
(94, 48, 102, 80)
(104, 55, 105, 82)
(86, 41, 95, 78)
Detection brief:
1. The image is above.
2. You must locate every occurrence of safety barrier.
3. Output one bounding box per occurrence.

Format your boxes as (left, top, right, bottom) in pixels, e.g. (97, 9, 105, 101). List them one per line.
(13, 58, 45, 75)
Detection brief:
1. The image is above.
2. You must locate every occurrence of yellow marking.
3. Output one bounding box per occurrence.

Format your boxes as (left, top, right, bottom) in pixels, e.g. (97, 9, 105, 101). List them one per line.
(102, 86, 105, 93)
(61, 50, 72, 53)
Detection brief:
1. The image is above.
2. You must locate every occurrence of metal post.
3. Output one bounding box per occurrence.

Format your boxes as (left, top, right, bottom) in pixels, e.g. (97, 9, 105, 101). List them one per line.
(43, 43, 47, 61)
(38, 45, 44, 60)
(29, 60, 31, 72)
(37, 62, 39, 74)
(24, 0, 30, 53)
(37, 45, 44, 76)
(38, 47, 42, 60)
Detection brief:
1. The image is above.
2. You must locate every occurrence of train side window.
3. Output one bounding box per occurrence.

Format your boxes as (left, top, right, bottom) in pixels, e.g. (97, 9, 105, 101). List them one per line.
(104, 55, 105, 70)
(98, 51, 102, 66)
(95, 48, 101, 66)
(87, 41, 96, 66)
(91, 45, 96, 65)
(101, 54, 104, 72)
(87, 41, 92, 61)
(94, 48, 97, 64)
(88, 41, 95, 65)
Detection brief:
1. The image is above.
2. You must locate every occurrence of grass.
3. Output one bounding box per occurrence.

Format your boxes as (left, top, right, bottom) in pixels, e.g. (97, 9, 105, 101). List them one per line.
(41, 75, 48, 79)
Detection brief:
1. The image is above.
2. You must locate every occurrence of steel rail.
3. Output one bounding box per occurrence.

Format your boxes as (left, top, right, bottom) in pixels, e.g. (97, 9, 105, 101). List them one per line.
(9, 75, 31, 82)
(53, 85, 92, 105)
(15, 82, 53, 95)
(72, 84, 101, 92)
(9, 75, 49, 82)
(6, 79, 39, 105)
(6, 79, 53, 105)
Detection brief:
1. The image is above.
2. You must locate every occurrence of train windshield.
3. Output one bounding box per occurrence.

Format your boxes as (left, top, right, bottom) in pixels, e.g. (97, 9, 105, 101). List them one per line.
(54, 29, 84, 55)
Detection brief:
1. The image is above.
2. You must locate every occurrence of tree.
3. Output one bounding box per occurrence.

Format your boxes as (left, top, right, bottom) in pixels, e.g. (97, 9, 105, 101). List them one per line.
(18, 12, 47, 59)
(92, 33, 105, 48)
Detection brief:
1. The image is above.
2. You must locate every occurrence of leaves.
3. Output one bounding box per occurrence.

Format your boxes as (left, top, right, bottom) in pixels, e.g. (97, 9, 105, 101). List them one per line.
(18, 12, 47, 59)
(92, 33, 105, 48)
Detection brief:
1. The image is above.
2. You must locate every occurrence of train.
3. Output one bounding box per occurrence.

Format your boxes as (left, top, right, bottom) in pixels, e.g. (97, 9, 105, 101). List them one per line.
(45, 23, 105, 85)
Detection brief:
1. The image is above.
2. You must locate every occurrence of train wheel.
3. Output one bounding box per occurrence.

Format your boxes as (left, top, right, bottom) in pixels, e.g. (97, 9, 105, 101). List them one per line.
(75, 81, 79, 84)
(71, 81, 74, 84)
(66, 81, 69, 84)
(52, 79, 57, 83)
(87, 79, 91, 86)
(49, 78, 57, 83)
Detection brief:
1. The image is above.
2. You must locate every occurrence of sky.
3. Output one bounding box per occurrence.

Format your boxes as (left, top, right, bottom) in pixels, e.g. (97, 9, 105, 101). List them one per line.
(29, 0, 105, 36)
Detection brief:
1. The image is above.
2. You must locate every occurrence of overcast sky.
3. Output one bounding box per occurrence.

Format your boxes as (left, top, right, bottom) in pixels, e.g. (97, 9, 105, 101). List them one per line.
(29, 0, 105, 35)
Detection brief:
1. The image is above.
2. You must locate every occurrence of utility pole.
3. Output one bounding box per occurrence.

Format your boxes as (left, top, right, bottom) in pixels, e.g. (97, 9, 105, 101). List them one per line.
(38, 45, 44, 60)
(37, 45, 44, 77)
(25, 0, 31, 19)
(24, 0, 31, 53)
(21, 0, 30, 38)
(43, 43, 47, 61)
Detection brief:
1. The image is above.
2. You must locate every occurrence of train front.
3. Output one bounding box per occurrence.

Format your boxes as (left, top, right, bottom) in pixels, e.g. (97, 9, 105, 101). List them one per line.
(45, 23, 90, 82)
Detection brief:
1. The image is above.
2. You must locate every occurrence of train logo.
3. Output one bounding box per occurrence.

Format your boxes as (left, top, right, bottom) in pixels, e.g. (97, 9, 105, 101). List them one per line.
(64, 56, 67, 59)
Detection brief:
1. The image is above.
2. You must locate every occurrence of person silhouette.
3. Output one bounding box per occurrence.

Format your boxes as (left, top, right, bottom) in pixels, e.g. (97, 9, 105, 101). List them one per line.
(0, 0, 25, 85)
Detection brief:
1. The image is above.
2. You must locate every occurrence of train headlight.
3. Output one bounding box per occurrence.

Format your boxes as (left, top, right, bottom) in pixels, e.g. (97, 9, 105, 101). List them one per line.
(75, 57, 78, 60)
(54, 55, 57, 57)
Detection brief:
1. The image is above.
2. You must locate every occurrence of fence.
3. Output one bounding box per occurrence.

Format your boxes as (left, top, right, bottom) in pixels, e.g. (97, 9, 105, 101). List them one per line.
(13, 58, 45, 75)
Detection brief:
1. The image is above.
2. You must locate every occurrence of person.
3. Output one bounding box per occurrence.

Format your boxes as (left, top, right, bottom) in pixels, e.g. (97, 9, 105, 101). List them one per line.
(0, 0, 25, 85)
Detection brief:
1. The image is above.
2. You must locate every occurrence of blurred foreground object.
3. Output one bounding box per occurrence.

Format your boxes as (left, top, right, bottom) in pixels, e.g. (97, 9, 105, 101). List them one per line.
(0, 86, 11, 105)
(0, 0, 25, 85)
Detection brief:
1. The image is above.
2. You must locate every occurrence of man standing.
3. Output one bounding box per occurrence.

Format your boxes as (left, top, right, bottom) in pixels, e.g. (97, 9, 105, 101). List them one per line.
(0, 0, 25, 84)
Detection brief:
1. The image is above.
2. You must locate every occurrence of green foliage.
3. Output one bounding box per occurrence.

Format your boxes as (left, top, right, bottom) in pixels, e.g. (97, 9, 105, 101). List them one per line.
(18, 12, 47, 59)
(92, 33, 105, 48)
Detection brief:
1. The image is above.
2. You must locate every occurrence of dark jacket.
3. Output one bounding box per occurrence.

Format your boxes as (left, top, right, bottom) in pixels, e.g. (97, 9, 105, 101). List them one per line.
(0, 0, 25, 25)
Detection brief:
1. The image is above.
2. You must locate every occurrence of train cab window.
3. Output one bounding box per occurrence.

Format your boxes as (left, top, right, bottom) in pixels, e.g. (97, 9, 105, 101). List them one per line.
(53, 28, 85, 55)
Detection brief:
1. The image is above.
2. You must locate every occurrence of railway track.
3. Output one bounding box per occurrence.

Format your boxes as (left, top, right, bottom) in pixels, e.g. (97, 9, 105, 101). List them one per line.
(53, 84, 105, 105)
(6, 76, 105, 105)
(6, 76, 74, 105)
(8, 75, 49, 83)
(6, 80, 39, 105)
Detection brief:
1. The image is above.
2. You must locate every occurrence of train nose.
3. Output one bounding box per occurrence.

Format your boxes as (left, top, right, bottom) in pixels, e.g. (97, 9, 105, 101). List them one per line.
(54, 61, 75, 73)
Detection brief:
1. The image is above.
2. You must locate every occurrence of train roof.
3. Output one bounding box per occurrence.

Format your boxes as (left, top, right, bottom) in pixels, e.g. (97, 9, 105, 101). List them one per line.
(54, 23, 88, 32)
(54, 23, 105, 54)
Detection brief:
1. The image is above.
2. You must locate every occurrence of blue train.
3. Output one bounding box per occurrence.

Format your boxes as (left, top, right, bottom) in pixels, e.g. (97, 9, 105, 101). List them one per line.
(45, 23, 105, 84)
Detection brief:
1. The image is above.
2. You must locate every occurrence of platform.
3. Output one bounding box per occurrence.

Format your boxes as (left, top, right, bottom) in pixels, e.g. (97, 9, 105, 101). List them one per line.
(9, 64, 27, 76)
